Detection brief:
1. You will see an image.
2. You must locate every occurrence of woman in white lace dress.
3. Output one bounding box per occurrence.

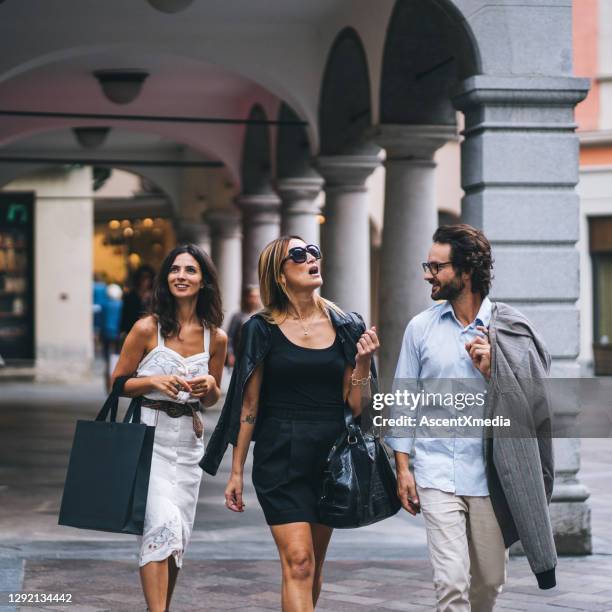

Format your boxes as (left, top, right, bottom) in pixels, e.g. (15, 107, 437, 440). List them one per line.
(112, 245, 227, 612)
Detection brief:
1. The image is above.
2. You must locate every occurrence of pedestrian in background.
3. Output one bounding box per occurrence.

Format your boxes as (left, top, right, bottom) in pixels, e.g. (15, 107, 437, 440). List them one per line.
(92, 272, 107, 341)
(111, 244, 227, 612)
(121, 264, 155, 336)
(225, 284, 262, 367)
(201, 236, 379, 612)
(101, 282, 123, 391)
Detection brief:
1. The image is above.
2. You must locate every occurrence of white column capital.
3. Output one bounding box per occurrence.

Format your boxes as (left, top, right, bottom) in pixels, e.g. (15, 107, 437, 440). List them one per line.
(277, 175, 324, 210)
(235, 192, 281, 223)
(236, 192, 281, 285)
(277, 174, 324, 243)
(204, 208, 242, 239)
(371, 124, 457, 161)
(316, 146, 383, 193)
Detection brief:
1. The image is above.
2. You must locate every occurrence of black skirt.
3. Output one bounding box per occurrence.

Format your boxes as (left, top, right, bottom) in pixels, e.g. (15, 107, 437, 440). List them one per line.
(252, 406, 345, 526)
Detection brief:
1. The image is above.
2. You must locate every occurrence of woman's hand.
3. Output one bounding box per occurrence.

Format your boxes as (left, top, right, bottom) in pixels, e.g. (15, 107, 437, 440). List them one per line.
(149, 375, 192, 400)
(225, 473, 245, 512)
(355, 326, 380, 366)
(188, 374, 216, 399)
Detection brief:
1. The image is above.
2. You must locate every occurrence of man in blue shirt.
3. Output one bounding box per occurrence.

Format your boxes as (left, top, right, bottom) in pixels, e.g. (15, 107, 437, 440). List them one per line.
(387, 224, 506, 612)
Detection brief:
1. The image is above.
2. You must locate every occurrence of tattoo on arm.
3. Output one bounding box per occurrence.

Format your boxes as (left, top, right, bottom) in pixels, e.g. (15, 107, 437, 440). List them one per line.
(242, 414, 256, 425)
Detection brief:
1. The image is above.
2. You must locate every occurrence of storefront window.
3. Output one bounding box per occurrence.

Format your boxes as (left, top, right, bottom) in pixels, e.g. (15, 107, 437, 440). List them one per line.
(589, 216, 612, 375)
(0, 192, 34, 363)
(593, 255, 612, 345)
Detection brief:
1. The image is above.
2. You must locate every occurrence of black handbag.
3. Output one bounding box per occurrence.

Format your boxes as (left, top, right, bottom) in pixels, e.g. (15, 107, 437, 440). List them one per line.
(318, 407, 401, 528)
(58, 377, 154, 535)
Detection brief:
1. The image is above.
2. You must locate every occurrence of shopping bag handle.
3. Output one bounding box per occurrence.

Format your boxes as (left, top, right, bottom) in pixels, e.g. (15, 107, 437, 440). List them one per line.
(95, 375, 132, 423)
(123, 397, 143, 424)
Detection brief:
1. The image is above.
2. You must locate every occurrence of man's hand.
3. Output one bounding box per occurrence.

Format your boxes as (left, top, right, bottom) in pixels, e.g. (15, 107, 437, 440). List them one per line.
(465, 325, 491, 380)
(396, 469, 420, 516)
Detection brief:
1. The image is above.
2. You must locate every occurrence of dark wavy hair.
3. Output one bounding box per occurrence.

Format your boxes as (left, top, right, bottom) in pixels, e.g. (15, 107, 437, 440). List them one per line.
(433, 224, 494, 298)
(151, 244, 223, 338)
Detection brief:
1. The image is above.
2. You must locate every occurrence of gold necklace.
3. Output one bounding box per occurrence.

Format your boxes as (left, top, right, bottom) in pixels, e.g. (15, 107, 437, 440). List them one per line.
(293, 309, 317, 336)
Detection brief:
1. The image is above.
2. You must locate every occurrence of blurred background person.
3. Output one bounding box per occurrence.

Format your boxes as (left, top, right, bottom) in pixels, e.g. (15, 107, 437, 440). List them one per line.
(101, 282, 123, 391)
(226, 284, 262, 367)
(92, 272, 107, 345)
(121, 264, 155, 336)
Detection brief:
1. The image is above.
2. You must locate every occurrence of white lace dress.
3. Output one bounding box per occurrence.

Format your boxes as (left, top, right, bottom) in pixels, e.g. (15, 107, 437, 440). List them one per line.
(135, 323, 210, 568)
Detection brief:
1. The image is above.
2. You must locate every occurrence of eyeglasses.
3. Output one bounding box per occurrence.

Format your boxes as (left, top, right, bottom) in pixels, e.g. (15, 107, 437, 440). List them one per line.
(282, 244, 322, 265)
(422, 261, 452, 275)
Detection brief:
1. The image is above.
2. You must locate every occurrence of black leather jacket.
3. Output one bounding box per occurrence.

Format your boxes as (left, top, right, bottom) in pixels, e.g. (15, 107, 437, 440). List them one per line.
(200, 308, 378, 475)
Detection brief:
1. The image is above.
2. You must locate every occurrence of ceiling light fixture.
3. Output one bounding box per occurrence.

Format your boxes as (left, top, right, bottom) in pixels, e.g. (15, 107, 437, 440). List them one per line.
(72, 127, 111, 149)
(147, 0, 194, 14)
(94, 70, 149, 105)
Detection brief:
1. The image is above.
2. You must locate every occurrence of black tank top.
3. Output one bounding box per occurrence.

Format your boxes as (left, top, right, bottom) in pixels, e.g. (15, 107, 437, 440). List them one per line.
(260, 324, 346, 419)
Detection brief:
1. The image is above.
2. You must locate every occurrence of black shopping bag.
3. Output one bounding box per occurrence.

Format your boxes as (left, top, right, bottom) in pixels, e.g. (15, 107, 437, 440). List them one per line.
(58, 377, 154, 535)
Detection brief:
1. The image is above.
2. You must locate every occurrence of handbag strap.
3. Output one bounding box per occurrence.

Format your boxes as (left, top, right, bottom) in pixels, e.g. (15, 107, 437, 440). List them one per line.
(95, 375, 132, 423)
(343, 404, 354, 429)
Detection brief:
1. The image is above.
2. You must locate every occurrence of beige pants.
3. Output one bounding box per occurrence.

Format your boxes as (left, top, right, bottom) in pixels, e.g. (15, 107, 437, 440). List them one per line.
(417, 486, 508, 612)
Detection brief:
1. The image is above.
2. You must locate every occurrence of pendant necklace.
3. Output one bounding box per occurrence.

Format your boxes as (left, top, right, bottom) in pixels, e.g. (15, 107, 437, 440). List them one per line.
(295, 310, 315, 336)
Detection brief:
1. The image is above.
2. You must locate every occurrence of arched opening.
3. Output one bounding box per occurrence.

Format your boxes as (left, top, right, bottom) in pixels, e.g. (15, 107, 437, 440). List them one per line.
(276, 102, 314, 179)
(319, 27, 372, 155)
(241, 104, 274, 195)
(92, 168, 175, 285)
(380, 0, 480, 125)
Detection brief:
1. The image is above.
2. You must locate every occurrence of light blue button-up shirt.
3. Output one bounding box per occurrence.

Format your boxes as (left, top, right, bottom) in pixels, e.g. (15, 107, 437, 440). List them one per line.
(385, 297, 492, 496)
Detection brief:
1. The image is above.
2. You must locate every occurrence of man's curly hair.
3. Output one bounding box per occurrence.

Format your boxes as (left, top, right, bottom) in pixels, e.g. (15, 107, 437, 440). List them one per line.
(433, 224, 494, 298)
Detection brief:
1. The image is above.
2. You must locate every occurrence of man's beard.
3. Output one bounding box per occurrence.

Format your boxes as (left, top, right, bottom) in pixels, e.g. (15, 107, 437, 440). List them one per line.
(430, 275, 464, 301)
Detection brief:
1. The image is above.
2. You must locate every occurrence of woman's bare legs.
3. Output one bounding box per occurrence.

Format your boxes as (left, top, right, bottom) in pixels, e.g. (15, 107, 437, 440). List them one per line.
(140, 555, 179, 612)
(310, 524, 333, 607)
(166, 555, 180, 611)
(271, 522, 316, 611)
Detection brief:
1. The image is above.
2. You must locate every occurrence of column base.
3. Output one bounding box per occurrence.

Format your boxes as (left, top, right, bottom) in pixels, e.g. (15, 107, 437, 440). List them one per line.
(551, 500, 592, 555)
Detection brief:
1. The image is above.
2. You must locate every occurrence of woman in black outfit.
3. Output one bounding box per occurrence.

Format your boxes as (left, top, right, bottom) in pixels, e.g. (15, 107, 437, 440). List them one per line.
(201, 235, 379, 611)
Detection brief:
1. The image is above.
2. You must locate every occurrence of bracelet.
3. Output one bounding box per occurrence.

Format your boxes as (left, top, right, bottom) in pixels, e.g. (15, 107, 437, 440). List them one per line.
(350, 374, 372, 386)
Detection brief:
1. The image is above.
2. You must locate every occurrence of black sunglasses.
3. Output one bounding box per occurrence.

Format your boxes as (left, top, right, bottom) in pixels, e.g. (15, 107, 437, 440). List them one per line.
(282, 244, 321, 265)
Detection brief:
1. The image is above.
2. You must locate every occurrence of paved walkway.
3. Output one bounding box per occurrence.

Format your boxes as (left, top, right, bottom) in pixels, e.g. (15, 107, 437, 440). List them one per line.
(1, 380, 612, 611)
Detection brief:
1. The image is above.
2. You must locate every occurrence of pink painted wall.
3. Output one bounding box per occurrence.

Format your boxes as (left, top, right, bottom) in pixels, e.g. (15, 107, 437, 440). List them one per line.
(574, 0, 600, 131)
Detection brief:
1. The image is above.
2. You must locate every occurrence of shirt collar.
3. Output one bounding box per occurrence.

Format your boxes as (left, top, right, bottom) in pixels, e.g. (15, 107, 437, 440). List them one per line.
(440, 296, 492, 328)
(476, 296, 492, 328)
(440, 300, 454, 319)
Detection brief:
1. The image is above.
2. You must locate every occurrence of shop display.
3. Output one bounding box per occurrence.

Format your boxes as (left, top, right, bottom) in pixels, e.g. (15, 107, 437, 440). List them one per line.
(0, 192, 34, 362)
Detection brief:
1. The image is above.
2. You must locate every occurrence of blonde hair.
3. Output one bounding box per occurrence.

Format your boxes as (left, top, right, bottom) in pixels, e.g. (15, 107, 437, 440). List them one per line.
(258, 235, 344, 324)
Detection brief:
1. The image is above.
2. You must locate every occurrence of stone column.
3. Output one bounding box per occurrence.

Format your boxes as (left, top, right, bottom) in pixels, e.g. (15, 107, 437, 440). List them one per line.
(277, 173, 324, 245)
(235, 193, 281, 287)
(453, 75, 591, 554)
(373, 124, 456, 381)
(317, 143, 383, 323)
(205, 209, 242, 321)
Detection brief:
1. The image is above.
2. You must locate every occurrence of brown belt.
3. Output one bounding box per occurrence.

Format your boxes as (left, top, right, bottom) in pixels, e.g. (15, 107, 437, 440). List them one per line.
(142, 399, 204, 438)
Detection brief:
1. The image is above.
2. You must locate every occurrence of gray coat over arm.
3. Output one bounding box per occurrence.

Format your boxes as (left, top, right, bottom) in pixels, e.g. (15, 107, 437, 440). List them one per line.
(487, 302, 557, 589)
